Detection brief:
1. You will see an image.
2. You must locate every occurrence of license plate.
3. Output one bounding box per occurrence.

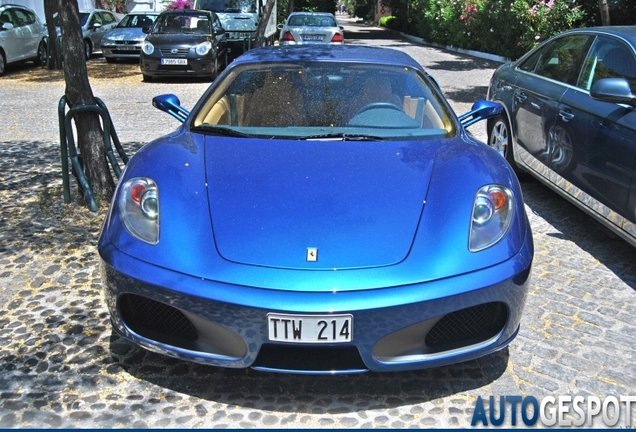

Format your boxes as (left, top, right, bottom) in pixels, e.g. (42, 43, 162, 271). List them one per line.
(161, 58, 188, 65)
(302, 35, 323, 41)
(267, 313, 353, 343)
(118, 45, 137, 51)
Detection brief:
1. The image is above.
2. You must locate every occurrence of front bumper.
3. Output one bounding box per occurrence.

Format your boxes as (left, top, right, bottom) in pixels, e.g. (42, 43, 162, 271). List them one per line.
(100, 232, 533, 374)
(102, 46, 142, 59)
(140, 55, 216, 78)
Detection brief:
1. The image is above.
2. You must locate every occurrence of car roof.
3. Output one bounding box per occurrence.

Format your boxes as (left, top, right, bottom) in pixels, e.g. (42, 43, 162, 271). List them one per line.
(557, 26, 636, 48)
(159, 9, 214, 16)
(288, 11, 335, 16)
(232, 45, 426, 72)
(0, 4, 33, 10)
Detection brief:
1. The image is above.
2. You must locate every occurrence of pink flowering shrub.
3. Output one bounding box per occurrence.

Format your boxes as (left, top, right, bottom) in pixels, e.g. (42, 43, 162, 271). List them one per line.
(411, 0, 588, 59)
(165, 0, 194, 10)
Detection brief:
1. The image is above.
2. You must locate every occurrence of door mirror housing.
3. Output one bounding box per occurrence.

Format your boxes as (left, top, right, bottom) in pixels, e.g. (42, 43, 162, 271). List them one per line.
(590, 78, 636, 108)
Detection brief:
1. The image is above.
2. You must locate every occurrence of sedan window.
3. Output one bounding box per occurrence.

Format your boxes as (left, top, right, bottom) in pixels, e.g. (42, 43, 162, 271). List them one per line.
(102, 12, 116, 24)
(0, 10, 13, 27)
(578, 36, 636, 90)
(533, 35, 590, 85)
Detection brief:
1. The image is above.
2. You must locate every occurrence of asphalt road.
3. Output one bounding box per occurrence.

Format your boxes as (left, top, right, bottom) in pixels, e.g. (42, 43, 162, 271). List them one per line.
(0, 16, 634, 429)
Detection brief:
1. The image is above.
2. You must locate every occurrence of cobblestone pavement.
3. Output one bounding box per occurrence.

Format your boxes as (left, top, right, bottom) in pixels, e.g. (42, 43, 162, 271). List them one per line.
(0, 17, 635, 429)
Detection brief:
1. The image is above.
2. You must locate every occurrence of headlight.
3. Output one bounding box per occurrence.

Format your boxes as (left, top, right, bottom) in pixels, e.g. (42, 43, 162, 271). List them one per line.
(469, 184, 514, 252)
(141, 40, 154, 55)
(119, 177, 159, 245)
(195, 41, 212, 56)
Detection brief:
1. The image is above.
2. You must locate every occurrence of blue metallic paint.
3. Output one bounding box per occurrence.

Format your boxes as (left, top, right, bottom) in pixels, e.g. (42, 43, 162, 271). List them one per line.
(99, 45, 534, 373)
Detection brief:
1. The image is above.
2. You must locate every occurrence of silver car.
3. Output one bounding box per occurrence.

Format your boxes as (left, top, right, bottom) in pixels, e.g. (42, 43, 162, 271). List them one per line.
(278, 12, 343, 45)
(101, 12, 159, 63)
(54, 9, 119, 60)
(0, 4, 47, 75)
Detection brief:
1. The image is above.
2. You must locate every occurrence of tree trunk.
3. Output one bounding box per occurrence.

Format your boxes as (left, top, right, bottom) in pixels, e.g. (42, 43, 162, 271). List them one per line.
(598, 0, 610, 25)
(43, 0, 61, 70)
(57, 0, 115, 206)
(255, 0, 276, 47)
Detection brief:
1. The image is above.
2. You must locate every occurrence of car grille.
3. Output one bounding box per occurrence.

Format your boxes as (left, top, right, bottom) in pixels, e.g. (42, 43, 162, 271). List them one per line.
(425, 301, 507, 352)
(118, 293, 198, 344)
(159, 48, 189, 57)
(253, 344, 367, 373)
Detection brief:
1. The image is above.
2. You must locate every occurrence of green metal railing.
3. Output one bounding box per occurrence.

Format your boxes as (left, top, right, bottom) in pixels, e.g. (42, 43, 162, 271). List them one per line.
(58, 96, 128, 212)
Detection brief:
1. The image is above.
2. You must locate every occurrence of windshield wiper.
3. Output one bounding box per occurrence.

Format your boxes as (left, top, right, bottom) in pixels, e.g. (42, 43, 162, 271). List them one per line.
(300, 133, 384, 141)
(195, 125, 254, 137)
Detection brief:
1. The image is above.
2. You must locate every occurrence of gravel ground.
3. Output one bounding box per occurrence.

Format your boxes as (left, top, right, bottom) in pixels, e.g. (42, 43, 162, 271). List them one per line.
(0, 17, 635, 429)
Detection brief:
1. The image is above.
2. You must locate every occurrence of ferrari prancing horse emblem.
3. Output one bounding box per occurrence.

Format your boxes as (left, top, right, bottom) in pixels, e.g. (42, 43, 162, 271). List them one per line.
(306, 248, 318, 262)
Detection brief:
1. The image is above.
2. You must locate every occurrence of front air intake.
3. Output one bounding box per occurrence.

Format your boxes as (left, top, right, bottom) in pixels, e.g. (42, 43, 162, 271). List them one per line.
(119, 293, 198, 345)
(425, 301, 507, 352)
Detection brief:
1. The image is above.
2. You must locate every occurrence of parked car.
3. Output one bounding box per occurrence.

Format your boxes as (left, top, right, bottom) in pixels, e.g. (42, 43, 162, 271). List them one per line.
(278, 11, 343, 45)
(99, 45, 534, 374)
(101, 12, 159, 63)
(140, 9, 228, 81)
(54, 9, 119, 60)
(0, 3, 47, 75)
(487, 26, 636, 248)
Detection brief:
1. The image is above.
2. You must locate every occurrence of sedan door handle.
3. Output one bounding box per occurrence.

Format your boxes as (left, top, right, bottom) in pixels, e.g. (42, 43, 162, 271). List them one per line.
(559, 110, 574, 122)
(514, 92, 527, 104)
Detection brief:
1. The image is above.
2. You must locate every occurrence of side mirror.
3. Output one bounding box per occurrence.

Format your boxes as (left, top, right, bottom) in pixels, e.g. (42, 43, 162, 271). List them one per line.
(214, 27, 225, 35)
(152, 94, 190, 123)
(590, 77, 636, 108)
(458, 100, 504, 128)
(277, 23, 284, 30)
(1, 22, 14, 31)
(142, 26, 151, 34)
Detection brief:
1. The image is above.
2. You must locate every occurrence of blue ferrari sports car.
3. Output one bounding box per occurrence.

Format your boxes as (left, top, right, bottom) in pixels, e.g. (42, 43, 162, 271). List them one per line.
(98, 45, 534, 374)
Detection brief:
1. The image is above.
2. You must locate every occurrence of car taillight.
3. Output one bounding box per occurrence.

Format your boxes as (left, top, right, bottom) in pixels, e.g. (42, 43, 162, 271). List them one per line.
(282, 31, 295, 42)
(331, 33, 343, 43)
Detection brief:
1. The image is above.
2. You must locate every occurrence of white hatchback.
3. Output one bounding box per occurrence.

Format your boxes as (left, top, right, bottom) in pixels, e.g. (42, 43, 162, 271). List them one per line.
(0, 4, 47, 75)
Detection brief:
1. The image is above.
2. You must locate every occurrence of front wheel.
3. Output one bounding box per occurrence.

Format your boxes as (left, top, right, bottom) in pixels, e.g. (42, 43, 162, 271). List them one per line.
(84, 40, 92, 60)
(487, 114, 523, 175)
(0, 50, 6, 76)
(36, 41, 47, 67)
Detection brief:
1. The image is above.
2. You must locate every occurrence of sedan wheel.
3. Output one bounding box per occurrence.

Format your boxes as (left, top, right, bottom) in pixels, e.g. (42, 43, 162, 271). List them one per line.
(0, 51, 5, 76)
(487, 114, 524, 175)
(84, 40, 92, 60)
(36, 41, 48, 67)
(488, 116, 509, 158)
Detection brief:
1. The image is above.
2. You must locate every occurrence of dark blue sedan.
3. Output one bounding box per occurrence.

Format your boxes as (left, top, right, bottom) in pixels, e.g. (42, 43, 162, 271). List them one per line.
(487, 26, 636, 247)
(99, 45, 534, 374)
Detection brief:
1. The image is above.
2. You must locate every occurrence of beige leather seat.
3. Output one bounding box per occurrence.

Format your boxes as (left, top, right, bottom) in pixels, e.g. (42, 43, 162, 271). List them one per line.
(243, 74, 304, 127)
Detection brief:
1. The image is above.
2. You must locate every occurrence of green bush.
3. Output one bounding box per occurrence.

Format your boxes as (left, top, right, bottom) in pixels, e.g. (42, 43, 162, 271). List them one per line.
(408, 0, 588, 60)
(378, 15, 399, 29)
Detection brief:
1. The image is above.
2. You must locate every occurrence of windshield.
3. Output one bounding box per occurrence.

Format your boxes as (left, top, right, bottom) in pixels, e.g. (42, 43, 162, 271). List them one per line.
(288, 14, 337, 27)
(155, 12, 212, 34)
(196, 0, 256, 13)
(118, 14, 157, 28)
(192, 62, 456, 140)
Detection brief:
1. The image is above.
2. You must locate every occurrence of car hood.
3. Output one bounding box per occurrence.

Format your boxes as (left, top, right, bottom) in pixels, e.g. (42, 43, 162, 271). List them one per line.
(102, 28, 146, 42)
(205, 137, 436, 270)
(146, 33, 211, 46)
